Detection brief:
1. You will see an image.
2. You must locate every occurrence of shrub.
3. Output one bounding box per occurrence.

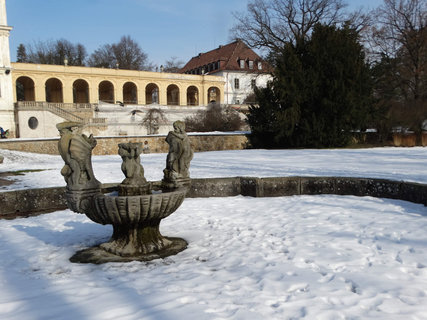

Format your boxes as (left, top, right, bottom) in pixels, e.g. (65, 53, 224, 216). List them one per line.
(185, 104, 244, 132)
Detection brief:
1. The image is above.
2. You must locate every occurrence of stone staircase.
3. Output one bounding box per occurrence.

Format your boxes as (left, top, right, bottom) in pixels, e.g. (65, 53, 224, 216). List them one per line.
(15, 101, 106, 125)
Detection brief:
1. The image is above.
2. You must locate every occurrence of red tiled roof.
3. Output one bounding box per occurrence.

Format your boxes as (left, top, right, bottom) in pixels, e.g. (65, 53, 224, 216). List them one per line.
(180, 40, 270, 74)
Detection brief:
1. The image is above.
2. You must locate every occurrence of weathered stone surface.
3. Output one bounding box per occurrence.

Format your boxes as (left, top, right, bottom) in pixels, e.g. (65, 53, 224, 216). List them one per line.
(117, 142, 150, 196)
(190, 178, 241, 198)
(301, 177, 335, 195)
(0, 191, 18, 216)
(0, 154, 3, 164)
(240, 177, 262, 197)
(70, 237, 188, 264)
(0, 186, 68, 217)
(162, 121, 193, 189)
(3, 176, 427, 218)
(92, 189, 186, 226)
(366, 179, 402, 200)
(335, 177, 368, 196)
(399, 182, 427, 205)
(57, 122, 101, 191)
(20, 187, 67, 213)
(261, 177, 300, 197)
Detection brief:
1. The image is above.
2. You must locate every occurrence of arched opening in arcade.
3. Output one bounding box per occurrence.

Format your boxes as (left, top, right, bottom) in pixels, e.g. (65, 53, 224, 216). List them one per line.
(145, 83, 159, 104)
(45, 78, 63, 103)
(167, 84, 180, 105)
(16, 76, 35, 101)
(123, 82, 137, 104)
(99, 80, 115, 104)
(186, 86, 199, 106)
(208, 86, 220, 103)
(73, 79, 89, 104)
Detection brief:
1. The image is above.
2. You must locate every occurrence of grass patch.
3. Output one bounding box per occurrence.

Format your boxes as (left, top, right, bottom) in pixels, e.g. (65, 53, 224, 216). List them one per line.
(0, 169, 46, 176)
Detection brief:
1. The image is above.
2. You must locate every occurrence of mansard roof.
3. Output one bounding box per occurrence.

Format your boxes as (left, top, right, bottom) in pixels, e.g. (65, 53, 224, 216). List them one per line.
(181, 40, 270, 74)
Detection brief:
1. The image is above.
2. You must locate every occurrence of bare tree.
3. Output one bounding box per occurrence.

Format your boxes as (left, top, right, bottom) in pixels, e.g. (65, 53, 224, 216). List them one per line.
(368, 0, 427, 135)
(88, 35, 152, 70)
(369, 0, 427, 101)
(54, 39, 87, 66)
(162, 56, 185, 73)
(113, 35, 149, 70)
(87, 44, 115, 68)
(24, 39, 87, 66)
(25, 40, 55, 65)
(230, 0, 348, 52)
(141, 108, 168, 135)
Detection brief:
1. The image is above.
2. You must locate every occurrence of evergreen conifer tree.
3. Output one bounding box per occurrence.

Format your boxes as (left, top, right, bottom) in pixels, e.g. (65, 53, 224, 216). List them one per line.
(248, 23, 373, 148)
(16, 44, 27, 62)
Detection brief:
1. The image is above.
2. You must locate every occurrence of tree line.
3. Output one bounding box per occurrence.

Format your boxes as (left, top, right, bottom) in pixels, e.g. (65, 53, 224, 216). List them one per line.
(232, 0, 427, 148)
(16, 35, 184, 72)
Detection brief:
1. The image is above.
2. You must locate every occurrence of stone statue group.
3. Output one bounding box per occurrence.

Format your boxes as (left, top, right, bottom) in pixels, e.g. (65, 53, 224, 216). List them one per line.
(56, 120, 193, 263)
(57, 120, 193, 192)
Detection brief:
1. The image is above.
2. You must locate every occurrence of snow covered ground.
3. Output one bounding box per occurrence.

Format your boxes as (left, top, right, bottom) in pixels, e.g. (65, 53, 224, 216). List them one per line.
(0, 148, 426, 319)
(1, 147, 427, 190)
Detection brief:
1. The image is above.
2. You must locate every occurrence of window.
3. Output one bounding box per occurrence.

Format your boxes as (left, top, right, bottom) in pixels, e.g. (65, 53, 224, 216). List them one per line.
(239, 59, 245, 69)
(28, 117, 39, 130)
(258, 61, 262, 70)
(251, 79, 256, 89)
(234, 78, 240, 89)
(248, 60, 254, 69)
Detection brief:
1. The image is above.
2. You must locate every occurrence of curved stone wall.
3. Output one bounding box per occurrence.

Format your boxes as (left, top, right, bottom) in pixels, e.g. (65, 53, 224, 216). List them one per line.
(1, 177, 426, 218)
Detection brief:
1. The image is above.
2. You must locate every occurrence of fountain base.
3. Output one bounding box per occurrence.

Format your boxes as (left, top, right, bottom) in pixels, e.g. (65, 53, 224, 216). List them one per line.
(70, 237, 187, 264)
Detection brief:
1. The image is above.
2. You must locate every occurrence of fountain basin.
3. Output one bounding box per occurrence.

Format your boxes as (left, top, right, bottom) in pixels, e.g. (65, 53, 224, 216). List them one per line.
(89, 188, 186, 225)
(69, 187, 188, 264)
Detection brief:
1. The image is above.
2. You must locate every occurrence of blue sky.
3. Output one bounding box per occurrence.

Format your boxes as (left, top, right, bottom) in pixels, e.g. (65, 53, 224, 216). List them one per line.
(6, 0, 383, 67)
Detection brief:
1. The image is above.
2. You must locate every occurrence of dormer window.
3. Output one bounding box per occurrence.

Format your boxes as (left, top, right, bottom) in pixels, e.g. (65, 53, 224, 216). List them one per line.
(248, 60, 254, 69)
(239, 59, 245, 69)
(258, 61, 262, 70)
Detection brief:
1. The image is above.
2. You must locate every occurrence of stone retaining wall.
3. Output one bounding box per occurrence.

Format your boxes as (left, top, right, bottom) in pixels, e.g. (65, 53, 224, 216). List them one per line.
(1, 177, 426, 218)
(0, 133, 248, 155)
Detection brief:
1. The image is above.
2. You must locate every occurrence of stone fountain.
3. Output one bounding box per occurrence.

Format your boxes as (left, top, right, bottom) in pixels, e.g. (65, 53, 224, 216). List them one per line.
(56, 120, 193, 264)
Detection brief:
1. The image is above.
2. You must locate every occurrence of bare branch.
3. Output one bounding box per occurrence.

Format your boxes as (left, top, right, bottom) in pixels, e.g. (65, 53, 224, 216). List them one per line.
(231, 0, 349, 52)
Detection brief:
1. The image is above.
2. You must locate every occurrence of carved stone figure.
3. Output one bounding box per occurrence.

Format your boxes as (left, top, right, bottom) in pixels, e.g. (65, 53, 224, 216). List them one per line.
(118, 142, 150, 196)
(57, 122, 100, 191)
(163, 121, 193, 188)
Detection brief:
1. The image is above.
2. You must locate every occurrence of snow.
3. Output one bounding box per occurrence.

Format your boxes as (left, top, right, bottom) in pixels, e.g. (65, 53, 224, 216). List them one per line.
(0, 147, 427, 319)
(1, 147, 427, 191)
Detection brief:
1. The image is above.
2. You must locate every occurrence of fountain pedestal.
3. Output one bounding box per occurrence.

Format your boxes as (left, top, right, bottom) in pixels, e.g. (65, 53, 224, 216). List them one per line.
(68, 187, 188, 264)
